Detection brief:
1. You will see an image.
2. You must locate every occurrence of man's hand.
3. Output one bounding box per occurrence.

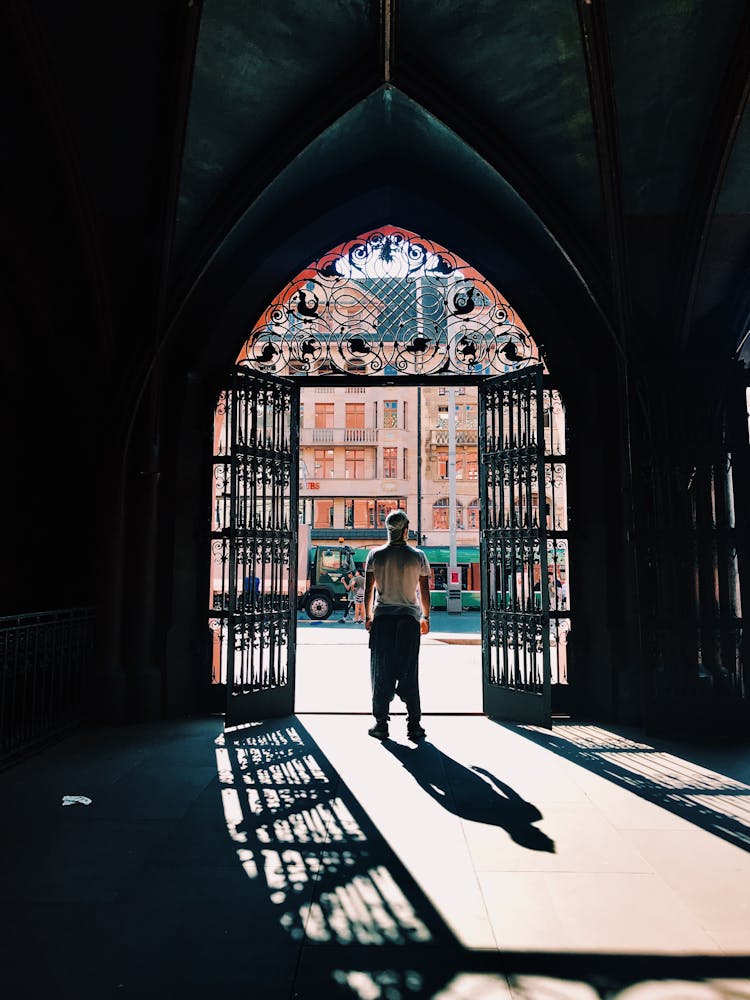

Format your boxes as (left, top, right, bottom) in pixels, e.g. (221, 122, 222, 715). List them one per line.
(419, 577, 431, 636)
(364, 571, 376, 633)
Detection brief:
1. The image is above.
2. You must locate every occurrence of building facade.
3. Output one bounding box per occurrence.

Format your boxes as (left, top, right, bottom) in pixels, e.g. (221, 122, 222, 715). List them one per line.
(299, 383, 483, 590)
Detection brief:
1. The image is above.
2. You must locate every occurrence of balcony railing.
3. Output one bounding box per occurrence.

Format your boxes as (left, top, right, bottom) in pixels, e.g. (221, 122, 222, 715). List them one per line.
(429, 427, 479, 447)
(0, 607, 95, 765)
(301, 427, 378, 444)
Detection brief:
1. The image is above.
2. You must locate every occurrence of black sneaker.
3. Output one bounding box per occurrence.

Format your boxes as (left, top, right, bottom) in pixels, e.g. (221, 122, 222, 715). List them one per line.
(407, 722, 426, 740)
(368, 723, 389, 740)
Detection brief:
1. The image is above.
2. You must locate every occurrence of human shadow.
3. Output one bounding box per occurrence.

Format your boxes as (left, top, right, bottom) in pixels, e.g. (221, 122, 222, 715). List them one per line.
(382, 739, 555, 853)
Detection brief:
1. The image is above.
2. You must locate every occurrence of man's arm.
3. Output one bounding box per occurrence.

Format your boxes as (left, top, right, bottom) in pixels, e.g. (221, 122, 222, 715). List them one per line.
(364, 571, 376, 632)
(419, 576, 431, 634)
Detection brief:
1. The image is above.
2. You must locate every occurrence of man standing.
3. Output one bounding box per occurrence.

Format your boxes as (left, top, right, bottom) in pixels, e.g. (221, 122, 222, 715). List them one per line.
(364, 510, 431, 741)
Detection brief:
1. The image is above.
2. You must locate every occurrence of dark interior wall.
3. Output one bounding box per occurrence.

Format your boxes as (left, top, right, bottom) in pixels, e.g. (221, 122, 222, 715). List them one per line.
(0, 15, 104, 615)
(0, 2, 193, 626)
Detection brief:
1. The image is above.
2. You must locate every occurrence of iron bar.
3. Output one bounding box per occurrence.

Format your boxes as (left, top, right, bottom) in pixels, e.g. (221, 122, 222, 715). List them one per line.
(0, 608, 94, 766)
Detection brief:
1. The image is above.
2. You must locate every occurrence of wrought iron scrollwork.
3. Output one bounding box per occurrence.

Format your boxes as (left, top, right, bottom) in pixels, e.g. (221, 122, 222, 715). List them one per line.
(210, 370, 299, 708)
(480, 367, 550, 703)
(237, 228, 540, 378)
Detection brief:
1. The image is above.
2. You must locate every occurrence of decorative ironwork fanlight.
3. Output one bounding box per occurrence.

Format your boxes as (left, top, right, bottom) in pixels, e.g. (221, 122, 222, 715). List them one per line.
(237, 226, 540, 377)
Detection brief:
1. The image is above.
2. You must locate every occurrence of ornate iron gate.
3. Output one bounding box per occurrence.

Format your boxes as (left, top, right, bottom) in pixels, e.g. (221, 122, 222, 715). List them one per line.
(479, 366, 551, 725)
(211, 368, 299, 728)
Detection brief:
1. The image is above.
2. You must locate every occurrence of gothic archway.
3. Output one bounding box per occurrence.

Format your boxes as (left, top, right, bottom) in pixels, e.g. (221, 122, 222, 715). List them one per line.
(210, 227, 571, 728)
(236, 227, 541, 379)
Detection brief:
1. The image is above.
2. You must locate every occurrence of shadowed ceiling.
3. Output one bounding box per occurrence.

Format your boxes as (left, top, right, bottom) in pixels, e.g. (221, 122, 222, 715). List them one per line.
(4, 0, 750, 381)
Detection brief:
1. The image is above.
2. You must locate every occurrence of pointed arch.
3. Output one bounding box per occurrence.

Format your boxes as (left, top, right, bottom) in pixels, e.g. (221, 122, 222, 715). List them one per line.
(235, 226, 541, 378)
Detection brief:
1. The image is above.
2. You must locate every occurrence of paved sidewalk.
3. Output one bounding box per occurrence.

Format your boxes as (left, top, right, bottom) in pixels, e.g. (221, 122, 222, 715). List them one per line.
(295, 617, 483, 714)
(1, 716, 749, 997)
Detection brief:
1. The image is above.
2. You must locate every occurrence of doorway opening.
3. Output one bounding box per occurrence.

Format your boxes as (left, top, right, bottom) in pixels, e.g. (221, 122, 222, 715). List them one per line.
(207, 227, 573, 728)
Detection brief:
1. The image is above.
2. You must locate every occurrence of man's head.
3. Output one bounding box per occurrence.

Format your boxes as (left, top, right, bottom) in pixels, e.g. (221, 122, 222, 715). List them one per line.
(385, 509, 409, 543)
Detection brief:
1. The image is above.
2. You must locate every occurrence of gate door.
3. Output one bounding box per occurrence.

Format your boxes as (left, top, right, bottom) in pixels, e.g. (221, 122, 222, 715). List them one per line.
(479, 366, 551, 725)
(224, 368, 299, 728)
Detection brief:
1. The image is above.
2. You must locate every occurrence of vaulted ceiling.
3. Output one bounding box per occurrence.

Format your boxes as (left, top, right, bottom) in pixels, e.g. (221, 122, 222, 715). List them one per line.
(4, 0, 750, 396)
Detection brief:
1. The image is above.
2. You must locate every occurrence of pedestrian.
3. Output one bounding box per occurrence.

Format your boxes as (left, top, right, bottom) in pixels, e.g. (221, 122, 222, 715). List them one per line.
(351, 566, 366, 623)
(339, 571, 355, 622)
(364, 510, 431, 741)
(547, 565, 564, 610)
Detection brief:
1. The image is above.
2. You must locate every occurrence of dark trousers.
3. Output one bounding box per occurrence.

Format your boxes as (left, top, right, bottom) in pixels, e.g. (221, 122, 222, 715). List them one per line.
(369, 615, 421, 724)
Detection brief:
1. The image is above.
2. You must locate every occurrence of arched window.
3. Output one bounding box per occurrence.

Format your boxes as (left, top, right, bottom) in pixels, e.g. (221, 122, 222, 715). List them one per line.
(467, 499, 480, 530)
(433, 497, 464, 530)
(236, 226, 540, 378)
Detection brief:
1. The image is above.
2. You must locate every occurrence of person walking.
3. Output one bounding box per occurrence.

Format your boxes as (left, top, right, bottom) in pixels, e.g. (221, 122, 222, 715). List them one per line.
(364, 510, 431, 741)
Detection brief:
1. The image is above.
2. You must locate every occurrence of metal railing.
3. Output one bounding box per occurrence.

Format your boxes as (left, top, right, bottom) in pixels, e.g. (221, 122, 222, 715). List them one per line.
(300, 426, 378, 444)
(429, 427, 478, 446)
(0, 607, 95, 765)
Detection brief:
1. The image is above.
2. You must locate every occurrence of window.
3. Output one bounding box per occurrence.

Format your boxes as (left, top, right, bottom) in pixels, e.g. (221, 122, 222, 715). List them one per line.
(384, 400, 398, 428)
(345, 449, 365, 479)
(319, 547, 342, 571)
(314, 448, 334, 478)
(299, 402, 304, 426)
(315, 403, 334, 429)
(377, 498, 406, 526)
(345, 497, 406, 528)
(432, 497, 463, 529)
(460, 404, 477, 427)
(313, 499, 334, 528)
(345, 499, 374, 528)
(345, 403, 365, 428)
(467, 499, 480, 530)
(383, 447, 397, 478)
(299, 497, 314, 525)
(436, 448, 477, 480)
(403, 447, 408, 479)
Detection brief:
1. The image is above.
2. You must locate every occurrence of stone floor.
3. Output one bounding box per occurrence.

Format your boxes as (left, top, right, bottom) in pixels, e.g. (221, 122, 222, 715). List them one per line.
(2, 632, 750, 997)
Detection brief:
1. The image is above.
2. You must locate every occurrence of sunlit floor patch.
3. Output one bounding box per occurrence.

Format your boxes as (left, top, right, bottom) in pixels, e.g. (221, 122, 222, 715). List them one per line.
(301, 715, 750, 955)
(519, 724, 750, 850)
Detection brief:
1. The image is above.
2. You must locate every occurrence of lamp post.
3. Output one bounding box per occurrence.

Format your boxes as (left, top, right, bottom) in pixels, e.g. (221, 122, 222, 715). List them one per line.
(446, 385, 461, 613)
(417, 385, 422, 545)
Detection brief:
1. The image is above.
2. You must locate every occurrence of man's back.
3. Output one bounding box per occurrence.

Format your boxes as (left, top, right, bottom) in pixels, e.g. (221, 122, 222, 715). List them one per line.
(366, 543, 429, 618)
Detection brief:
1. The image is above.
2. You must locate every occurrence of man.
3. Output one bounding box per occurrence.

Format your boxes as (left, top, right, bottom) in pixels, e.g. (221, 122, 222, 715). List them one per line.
(364, 510, 431, 741)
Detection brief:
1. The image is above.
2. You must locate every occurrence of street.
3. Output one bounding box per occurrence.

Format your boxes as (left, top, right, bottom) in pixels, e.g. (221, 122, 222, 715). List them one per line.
(295, 609, 482, 715)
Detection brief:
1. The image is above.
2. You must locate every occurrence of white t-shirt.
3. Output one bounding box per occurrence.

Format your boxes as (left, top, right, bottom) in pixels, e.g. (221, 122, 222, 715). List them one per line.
(364, 542, 431, 621)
